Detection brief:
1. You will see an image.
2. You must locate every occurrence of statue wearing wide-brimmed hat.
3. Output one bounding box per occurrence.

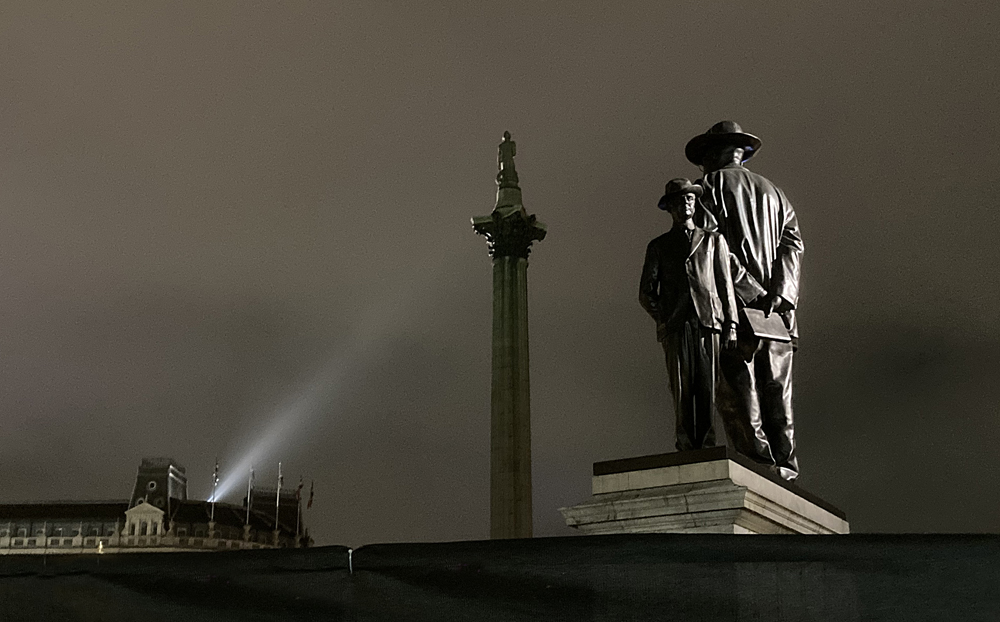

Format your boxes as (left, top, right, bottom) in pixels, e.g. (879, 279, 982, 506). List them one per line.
(686, 120, 804, 482)
(640, 178, 739, 452)
(685, 120, 762, 166)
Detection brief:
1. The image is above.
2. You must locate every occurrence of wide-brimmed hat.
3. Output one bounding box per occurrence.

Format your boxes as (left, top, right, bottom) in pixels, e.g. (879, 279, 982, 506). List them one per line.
(685, 120, 762, 165)
(657, 178, 702, 210)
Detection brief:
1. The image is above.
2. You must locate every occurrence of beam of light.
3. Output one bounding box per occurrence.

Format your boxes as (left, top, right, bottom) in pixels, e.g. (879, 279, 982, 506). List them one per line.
(208, 350, 352, 501)
(207, 262, 443, 503)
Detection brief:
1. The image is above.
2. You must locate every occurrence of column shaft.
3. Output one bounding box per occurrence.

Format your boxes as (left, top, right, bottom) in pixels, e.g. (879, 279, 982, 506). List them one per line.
(490, 255, 533, 539)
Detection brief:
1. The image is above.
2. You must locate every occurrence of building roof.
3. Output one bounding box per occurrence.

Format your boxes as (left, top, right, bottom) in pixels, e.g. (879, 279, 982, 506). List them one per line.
(168, 500, 298, 535)
(0, 501, 128, 521)
(138, 457, 186, 472)
(0, 500, 295, 533)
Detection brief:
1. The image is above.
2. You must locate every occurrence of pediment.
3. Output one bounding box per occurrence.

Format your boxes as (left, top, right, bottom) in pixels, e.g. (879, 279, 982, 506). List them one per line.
(125, 500, 165, 519)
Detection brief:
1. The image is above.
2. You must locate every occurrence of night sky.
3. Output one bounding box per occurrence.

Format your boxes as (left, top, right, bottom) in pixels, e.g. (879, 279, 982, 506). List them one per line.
(0, 2, 997, 545)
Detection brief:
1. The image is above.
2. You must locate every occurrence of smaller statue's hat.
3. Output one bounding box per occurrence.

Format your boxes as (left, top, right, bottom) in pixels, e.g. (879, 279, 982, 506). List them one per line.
(657, 178, 703, 210)
(685, 120, 762, 165)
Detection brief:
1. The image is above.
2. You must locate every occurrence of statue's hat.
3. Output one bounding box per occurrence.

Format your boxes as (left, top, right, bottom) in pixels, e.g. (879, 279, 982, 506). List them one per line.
(685, 120, 762, 165)
(657, 178, 702, 210)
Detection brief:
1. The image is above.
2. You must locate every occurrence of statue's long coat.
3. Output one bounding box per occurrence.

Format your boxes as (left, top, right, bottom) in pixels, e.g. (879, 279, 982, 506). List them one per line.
(698, 163, 804, 337)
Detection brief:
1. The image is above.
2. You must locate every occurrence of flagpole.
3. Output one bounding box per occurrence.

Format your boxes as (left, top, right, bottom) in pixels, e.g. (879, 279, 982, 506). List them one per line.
(275, 462, 283, 530)
(211, 458, 219, 522)
(245, 466, 254, 526)
(295, 476, 303, 542)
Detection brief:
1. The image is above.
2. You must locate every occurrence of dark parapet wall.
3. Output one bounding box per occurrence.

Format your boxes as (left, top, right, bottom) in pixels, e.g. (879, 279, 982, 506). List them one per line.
(0, 534, 998, 620)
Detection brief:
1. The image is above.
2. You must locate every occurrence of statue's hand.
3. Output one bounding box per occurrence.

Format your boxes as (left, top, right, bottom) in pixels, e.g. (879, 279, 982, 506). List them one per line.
(723, 323, 738, 349)
(765, 295, 785, 317)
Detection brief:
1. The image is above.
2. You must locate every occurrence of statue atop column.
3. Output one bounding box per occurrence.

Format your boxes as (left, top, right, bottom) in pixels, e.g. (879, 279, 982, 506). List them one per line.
(472, 131, 546, 539)
(473, 131, 545, 259)
(497, 131, 519, 188)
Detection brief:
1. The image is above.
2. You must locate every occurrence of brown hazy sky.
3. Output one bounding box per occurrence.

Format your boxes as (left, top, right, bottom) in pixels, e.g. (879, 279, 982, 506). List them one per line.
(0, 2, 998, 545)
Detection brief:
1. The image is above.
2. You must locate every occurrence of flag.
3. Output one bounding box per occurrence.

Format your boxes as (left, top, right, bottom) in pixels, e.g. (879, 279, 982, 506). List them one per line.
(295, 477, 304, 501)
(307, 480, 314, 509)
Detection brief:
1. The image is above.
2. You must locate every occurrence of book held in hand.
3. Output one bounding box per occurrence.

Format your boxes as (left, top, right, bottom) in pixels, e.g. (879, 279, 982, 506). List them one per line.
(739, 308, 792, 342)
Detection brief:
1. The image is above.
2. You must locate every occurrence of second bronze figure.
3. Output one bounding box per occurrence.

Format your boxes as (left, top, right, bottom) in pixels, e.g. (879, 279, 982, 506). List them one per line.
(640, 178, 739, 451)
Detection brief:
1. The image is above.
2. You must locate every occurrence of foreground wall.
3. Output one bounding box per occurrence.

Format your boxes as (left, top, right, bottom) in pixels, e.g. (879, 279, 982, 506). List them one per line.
(0, 534, 997, 621)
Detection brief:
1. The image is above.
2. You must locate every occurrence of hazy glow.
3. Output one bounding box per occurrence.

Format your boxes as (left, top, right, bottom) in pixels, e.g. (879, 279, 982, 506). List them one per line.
(207, 266, 436, 502)
(209, 351, 349, 501)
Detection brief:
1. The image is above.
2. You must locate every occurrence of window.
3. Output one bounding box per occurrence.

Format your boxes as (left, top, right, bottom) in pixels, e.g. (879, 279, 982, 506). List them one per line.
(147, 481, 157, 491)
(129, 524, 136, 536)
(140, 522, 148, 536)
(151, 523, 158, 535)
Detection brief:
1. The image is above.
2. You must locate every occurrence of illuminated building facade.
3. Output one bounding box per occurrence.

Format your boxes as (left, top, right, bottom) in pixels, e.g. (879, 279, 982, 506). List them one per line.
(0, 457, 309, 555)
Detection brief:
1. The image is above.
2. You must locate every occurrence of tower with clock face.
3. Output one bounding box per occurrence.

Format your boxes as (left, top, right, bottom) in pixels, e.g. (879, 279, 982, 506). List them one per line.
(128, 457, 188, 513)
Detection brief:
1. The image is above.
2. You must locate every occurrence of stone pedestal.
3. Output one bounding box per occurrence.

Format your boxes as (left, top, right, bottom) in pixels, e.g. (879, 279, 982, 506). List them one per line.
(560, 446, 848, 535)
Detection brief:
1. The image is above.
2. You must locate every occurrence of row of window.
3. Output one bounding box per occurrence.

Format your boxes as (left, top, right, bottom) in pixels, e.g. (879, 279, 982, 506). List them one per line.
(127, 522, 161, 536)
(5, 537, 274, 550)
(7, 538, 110, 548)
(3, 529, 279, 546)
(0, 527, 115, 538)
(0, 527, 246, 539)
(2, 528, 268, 538)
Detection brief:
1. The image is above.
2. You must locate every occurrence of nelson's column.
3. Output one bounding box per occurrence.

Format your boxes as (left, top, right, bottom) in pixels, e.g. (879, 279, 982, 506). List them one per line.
(472, 131, 546, 539)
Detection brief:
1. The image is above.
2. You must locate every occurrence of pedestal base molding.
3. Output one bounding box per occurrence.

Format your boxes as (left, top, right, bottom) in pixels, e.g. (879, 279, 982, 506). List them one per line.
(560, 447, 848, 535)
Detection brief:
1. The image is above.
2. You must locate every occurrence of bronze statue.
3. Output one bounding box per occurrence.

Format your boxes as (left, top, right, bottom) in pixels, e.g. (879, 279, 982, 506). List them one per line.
(686, 121, 804, 481)
(640, 179, 738, 451)
(497, 131, 519, 187)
